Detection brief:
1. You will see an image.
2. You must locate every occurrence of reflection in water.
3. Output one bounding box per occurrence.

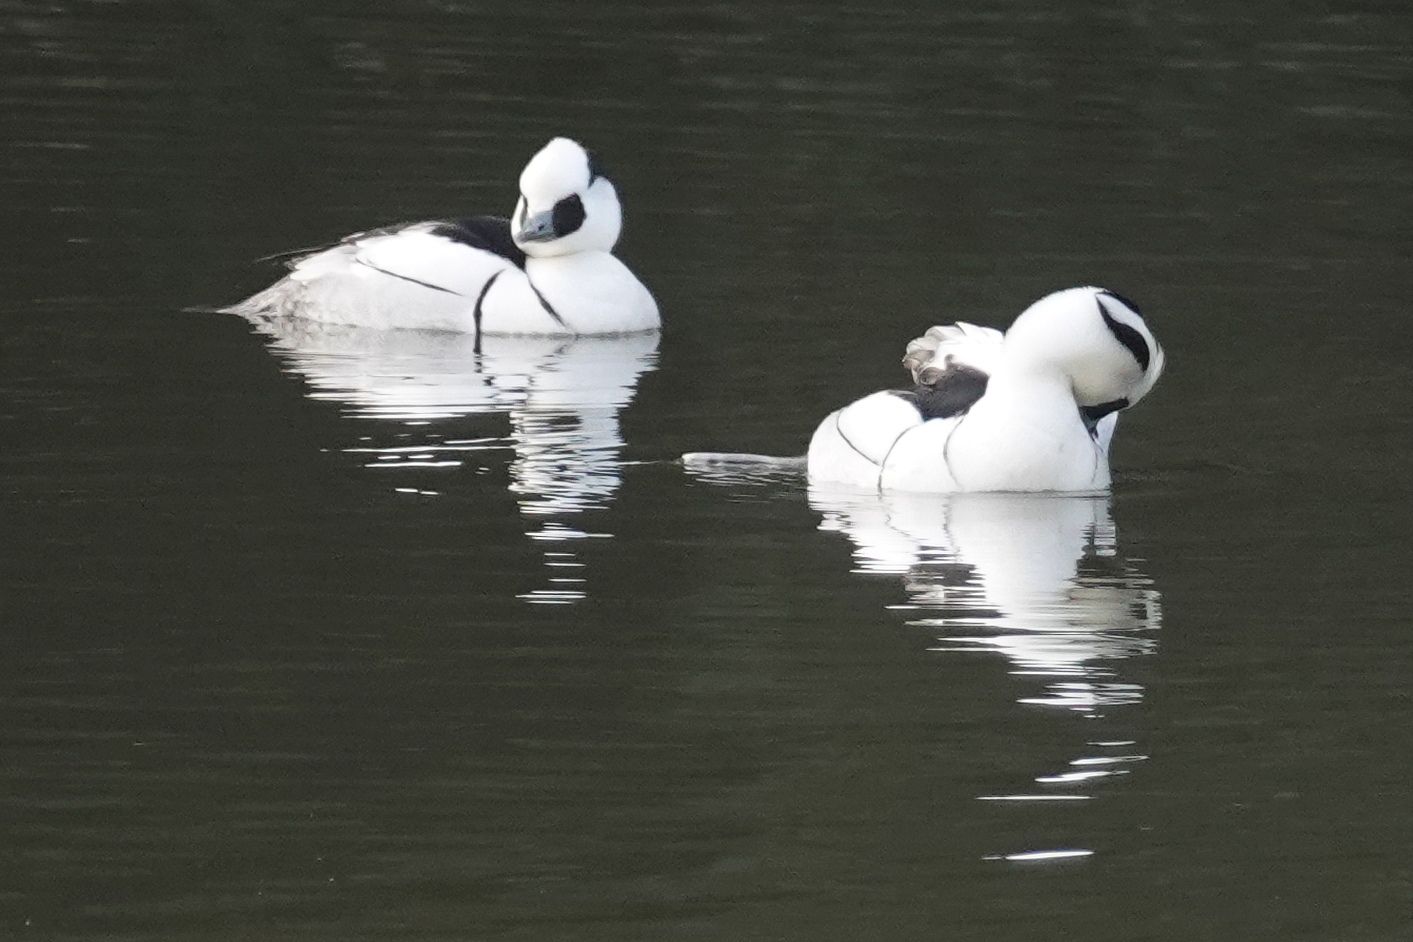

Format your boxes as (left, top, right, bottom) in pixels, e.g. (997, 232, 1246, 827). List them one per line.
(809, 487, 1162, 859)
(247, 316, 659, 603)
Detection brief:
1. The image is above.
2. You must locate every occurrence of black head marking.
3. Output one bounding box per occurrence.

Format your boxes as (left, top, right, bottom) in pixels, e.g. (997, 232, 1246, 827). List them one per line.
(551, 194, 586, 238)
(1097, 297, 1151, 372)
(585, 148, 607, 185)
(1080, 398, 1130, 438)
(1098, 289, 1143, 319)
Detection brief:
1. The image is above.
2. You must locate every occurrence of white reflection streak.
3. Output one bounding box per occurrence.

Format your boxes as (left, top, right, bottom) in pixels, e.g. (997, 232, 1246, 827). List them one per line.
(1034, 770, 1123, 784)
(808, 486, 1165, 859)
(1070, 755, 1148, 767)
(809, 488, 1162, 713)
(983, 849, 1094, 863)
(975, 795, 1092, 802)
(245, 317, 658, 604)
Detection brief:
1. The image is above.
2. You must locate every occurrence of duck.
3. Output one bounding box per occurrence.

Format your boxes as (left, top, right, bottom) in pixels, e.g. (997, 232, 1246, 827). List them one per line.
(223, 137, 659, 336)
(806, 286, 1164, 493)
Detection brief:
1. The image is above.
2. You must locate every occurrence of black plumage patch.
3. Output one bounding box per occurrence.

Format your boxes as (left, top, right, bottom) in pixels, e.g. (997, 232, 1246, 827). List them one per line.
(472, 269, 505, 346)
(1097, 298, 1151, 371)
(430, 216, 527, 269)
(1098, 288, 1143, 319)
(1080, 398, 1129, 438)
(352, 257, 460, 295)
(270, 215, 531, 271)
(527, 282, 568, 329)
(551, 194, 586, 238)
(585, 149, 607, 185)
(892, 363, 990, 420)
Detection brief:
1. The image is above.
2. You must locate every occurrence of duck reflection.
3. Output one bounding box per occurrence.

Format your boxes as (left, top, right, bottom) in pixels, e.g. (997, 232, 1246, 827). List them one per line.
(246, 315, 659, 604)
(810, 487, 1161, 799)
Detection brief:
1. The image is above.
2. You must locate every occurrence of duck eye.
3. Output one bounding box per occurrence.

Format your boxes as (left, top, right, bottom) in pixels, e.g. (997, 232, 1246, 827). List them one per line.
(551, 194, 586, 238)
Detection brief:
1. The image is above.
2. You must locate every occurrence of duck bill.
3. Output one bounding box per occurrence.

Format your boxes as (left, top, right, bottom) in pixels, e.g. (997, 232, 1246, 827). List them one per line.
(516, 210, 556, 243)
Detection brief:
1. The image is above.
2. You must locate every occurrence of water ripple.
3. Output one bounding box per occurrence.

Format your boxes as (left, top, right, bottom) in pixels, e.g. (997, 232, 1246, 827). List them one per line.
(244, 316, 658, 604)
(808, 487, 1163, 858)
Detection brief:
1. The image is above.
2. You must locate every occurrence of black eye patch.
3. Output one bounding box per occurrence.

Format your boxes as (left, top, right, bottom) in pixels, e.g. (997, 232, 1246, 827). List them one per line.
(551, 194, 586, 238)
(1097, 298, 1151, 372)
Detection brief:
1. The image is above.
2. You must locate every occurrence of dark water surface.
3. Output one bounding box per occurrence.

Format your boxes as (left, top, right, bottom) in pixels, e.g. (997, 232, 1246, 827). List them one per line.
(3, 1, 1412, 939)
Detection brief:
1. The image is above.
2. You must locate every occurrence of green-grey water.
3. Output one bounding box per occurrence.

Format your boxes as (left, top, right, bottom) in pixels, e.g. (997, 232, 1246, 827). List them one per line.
(2, 1, 1411, 939)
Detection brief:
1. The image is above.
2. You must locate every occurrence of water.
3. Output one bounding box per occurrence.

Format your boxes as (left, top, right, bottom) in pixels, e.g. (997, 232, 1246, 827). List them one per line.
(3, 1, 1411, 938)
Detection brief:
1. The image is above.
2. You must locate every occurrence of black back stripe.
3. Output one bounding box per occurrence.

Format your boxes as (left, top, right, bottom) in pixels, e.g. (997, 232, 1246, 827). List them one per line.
(1097, 298, 1150, 371)
(354, 257, 462, 296)
(941, 414, 966, 489)
(272, 217, 525, 272)
(834, 412, 879, 466)
(526, 281, 569, 329)
(430, 216, 526, 269)
(472, 269, 504, 345)
(878, 426, 913, 476)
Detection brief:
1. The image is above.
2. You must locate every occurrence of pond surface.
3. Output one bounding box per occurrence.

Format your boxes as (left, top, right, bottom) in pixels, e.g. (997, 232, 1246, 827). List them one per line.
(2, 1, 1411, 939)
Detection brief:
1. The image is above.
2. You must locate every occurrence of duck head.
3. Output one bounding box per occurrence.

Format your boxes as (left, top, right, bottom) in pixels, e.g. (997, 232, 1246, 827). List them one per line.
(512, 137, 623, 258)
(1003, 286, 1165, 411)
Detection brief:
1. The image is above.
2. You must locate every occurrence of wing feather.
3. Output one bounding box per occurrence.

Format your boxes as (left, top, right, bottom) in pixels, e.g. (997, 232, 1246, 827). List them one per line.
(896, 321, 1002, 420)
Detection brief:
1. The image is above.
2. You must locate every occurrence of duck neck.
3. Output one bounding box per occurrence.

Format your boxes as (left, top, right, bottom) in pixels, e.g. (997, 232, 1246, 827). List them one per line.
(980, 360, 1080, 425)
(948, 361, 1104, 491)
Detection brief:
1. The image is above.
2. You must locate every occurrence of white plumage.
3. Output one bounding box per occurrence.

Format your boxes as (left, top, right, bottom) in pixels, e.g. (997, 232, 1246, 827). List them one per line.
(225, 137, 659, 336)
(807, 286, 1164, 493)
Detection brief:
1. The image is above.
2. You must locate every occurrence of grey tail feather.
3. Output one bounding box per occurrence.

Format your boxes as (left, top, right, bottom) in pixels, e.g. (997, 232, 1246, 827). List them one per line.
(203, 282, 287, 318)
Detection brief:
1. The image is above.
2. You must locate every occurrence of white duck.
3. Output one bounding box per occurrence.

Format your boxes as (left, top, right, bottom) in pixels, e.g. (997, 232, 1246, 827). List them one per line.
(224, 137, 659, 336)
(807, 287, 1164, 493)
